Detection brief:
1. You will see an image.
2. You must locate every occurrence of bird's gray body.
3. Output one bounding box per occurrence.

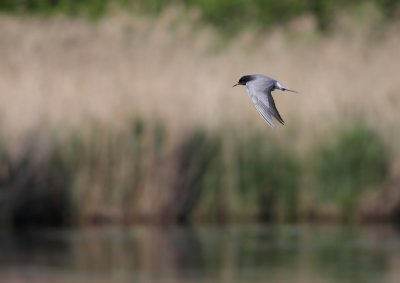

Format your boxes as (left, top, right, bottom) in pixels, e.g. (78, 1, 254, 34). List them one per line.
(234, 74, 297, 128)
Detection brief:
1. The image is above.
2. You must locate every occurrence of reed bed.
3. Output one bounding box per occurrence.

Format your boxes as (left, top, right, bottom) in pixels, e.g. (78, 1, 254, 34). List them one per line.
(0, 10, 399, 226)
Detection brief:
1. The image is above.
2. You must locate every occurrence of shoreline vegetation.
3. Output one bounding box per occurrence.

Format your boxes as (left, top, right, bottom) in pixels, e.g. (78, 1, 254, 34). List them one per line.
(0, 0, 399, 32)
(0, 2, 399, 228)
(0, 119, 395, 227)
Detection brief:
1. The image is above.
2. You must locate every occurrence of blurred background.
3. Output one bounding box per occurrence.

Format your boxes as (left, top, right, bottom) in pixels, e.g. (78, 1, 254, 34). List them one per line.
(0, 0, 400, 282)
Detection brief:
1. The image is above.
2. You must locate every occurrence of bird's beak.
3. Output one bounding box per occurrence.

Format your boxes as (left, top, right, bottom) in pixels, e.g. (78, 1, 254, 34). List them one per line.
(232, 83, 239, 87)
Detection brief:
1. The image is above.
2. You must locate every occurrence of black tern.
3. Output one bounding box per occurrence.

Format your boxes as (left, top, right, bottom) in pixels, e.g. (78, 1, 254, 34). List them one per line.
(233, 74, 297, 128)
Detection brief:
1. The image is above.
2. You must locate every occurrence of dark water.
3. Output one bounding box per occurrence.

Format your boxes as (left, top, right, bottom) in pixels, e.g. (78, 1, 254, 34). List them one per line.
(0, 224, 399, 283)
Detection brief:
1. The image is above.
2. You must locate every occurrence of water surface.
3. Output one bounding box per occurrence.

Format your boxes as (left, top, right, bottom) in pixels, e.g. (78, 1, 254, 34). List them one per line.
(0, 224, 399, 283)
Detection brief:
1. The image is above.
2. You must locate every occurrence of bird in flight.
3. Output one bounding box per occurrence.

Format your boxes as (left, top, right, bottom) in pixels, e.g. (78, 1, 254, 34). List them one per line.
(233, 74, 297, 128)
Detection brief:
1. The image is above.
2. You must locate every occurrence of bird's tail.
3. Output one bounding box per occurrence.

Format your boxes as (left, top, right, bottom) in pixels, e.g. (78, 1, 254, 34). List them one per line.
(284, 88, 298, 93)
(276, 82, 298, 93)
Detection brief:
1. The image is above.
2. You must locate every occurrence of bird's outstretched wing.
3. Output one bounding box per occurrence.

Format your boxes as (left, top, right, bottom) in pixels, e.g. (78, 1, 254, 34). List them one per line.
(266, 92, 285, 125)
(247, 81, 285, 127)
(253, 100, 275, 128)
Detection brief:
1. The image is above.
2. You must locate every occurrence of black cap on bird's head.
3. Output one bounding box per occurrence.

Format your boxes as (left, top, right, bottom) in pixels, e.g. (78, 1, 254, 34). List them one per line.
(233, 75, 254, 87)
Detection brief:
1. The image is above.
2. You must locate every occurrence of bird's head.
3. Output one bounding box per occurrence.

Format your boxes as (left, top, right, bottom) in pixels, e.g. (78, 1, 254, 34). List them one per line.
(233, 75, 254, 87)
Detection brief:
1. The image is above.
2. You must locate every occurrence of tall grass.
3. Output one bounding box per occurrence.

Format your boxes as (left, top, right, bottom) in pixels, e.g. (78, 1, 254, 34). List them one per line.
(312, 124, 389, 221)
(233, 132, 300, 222)
(0, 138, 74, 228)
(0, 119, 390, 227)
(0, 121, 301, 226)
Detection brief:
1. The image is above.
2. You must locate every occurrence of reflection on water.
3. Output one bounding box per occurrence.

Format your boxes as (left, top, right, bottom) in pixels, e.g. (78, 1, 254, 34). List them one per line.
(0, 225, 399, 283)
